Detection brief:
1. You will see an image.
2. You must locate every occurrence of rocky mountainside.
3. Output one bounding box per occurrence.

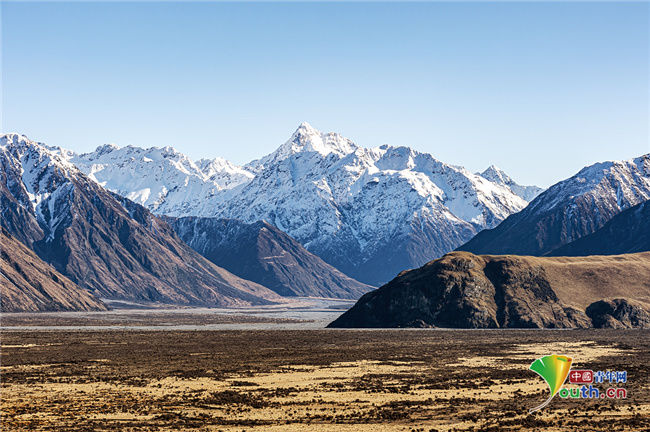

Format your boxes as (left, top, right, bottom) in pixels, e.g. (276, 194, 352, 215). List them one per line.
(329, 251, 650, 329)
(68, 123, 540, 285)
(0, 134, 281, 308)
(165, 217, 373, 299)
(549, 199, 650, 256)
(1, 227, 107, 312)
(458, 154, 650, 256)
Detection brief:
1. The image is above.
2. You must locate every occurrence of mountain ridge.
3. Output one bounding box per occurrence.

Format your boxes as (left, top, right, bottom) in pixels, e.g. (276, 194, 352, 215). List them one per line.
(0, 227, 107, 312)
(0, 133, 282, 308)
(165, 216, 373, 299)
(549, 199, 650, 256)
(458, 154, 650, 256)
(60, 123, 541, 285)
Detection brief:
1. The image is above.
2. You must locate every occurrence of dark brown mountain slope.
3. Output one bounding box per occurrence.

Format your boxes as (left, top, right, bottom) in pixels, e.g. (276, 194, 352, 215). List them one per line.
(165, 217, 373, 299)
(329, 251, 650, 328)
(0, 134, 281, 308)
(1, 228, 107, 312)
(549, 199, 650, 256)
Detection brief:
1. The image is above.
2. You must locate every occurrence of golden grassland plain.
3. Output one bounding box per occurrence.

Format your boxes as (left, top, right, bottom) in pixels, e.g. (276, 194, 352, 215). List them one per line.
(1, 329, 649, 431)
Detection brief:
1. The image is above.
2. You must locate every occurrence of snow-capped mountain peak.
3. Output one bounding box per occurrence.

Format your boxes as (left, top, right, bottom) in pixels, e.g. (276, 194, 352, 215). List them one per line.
(460, 153, 650, 256)
(480, 165, 508, 182)
(0, 134, 80, 239)
(247, 122, 358, 171)
(0, 133, 76, 175)
(66, 141, 255, 216)
(209, 124, 538, 284)
(479, 164, 543, 202)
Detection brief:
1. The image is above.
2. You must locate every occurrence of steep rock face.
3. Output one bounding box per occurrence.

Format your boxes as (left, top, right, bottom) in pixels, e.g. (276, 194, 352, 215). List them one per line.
(64, 123, 536, 286)
(549, 199, 650, 256)
(329, 251, 650, 328)
(459, 155, 650, 256)
(165, 217, 373, 299)
(585, 299, 650, 329)
(1, 228, 107, 312)
(0, 134, 281, 307)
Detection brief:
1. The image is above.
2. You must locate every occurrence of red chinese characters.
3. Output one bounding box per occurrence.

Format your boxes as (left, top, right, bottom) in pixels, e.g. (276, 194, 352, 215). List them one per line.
(569, 370, 594, 384)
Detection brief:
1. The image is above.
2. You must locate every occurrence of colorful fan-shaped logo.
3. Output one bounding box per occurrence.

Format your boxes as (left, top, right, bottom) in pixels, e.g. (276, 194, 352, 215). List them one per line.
(528, 354, 572, 412)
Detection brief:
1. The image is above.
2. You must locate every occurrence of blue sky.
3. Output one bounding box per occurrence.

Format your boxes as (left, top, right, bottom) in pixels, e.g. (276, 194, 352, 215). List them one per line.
(2, 1, 648, 187)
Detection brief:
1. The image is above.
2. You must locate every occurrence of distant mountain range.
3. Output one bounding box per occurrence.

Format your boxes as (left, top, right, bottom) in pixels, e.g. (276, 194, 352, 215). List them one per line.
(165, 216, 372, 299)
(4, 126, 650, 319)
(61, 123, 541, 285)
(0, 134, 282, 308)
(458, 154, 650, 256)
(329, 251, 650, 329)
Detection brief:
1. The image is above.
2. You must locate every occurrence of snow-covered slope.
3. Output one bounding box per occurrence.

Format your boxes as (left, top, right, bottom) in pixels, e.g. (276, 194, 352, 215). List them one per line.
(211, 123, 533, 284)
(460, 154, 650, 256)
(58, 123, 539, 285)
(196, 157, 254, 189)
(479, 165, 543, 202)
(70, 144, 253, 216)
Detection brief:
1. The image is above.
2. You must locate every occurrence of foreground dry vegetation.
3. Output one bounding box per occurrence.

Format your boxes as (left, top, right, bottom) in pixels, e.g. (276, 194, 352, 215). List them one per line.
(1, 330, 649, 431)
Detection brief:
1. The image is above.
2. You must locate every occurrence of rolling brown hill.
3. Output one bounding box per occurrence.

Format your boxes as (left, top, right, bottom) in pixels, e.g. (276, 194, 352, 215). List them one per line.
(1, 228, 107, 312)
(329, 251, 650, 328)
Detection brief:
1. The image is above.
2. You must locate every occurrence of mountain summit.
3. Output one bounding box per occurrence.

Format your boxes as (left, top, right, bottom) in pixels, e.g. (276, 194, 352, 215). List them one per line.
(246, 122, 358, 172)
(48, 124, 540, 285)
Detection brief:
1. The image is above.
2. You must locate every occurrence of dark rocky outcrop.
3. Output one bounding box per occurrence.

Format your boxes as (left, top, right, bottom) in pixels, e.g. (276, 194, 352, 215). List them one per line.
(329, 251, 650, 328)
(165, 217, 373, 299)
(586, 299, 650, 329)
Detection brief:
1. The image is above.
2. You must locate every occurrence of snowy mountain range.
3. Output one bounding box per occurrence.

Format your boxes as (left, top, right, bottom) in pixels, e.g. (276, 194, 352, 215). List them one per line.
(0, 133, 282, 307)
(59, 123, 541, 285)
(459, 154, 650, 256)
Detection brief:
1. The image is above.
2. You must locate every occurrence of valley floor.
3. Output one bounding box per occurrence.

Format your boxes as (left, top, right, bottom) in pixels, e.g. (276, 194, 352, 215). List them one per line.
(1, 329, 648, 431)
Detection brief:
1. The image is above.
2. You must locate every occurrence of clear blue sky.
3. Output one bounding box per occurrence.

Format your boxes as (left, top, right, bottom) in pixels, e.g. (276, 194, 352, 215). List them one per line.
(2, 1, 648, 187)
